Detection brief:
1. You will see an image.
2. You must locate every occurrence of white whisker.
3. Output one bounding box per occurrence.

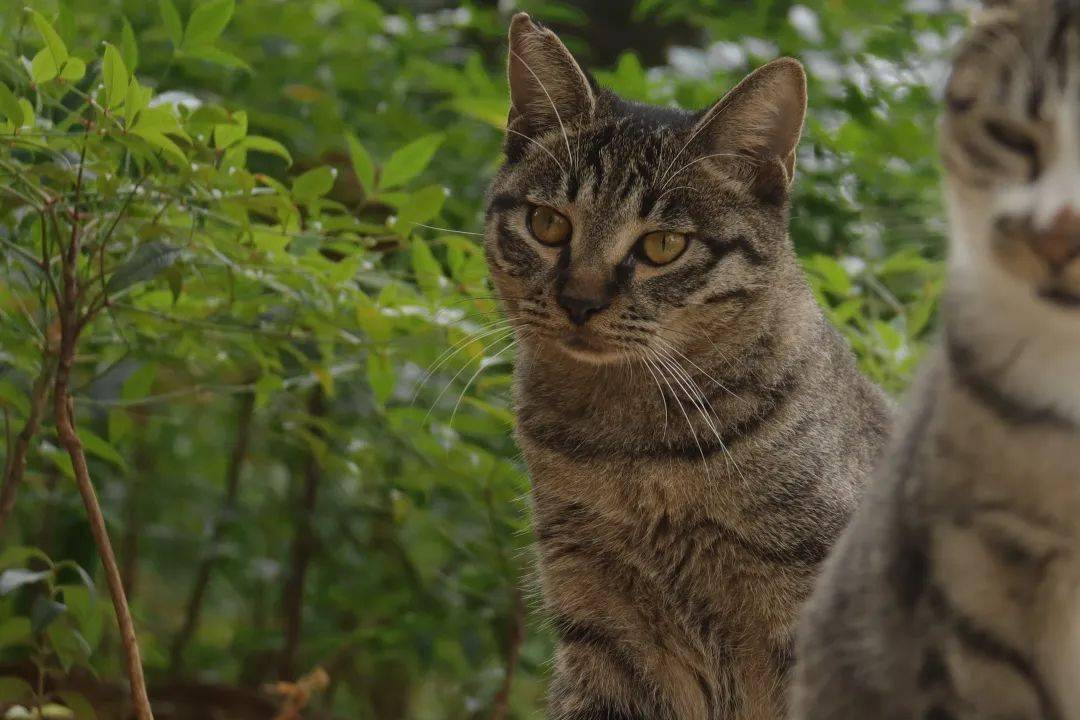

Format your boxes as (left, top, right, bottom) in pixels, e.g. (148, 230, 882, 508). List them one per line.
(509, 48, 575, 170)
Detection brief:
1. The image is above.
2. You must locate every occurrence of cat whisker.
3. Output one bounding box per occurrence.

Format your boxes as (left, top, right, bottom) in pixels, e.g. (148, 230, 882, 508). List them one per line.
(654, 346, 745, 481)
(654, 336, 743, 403)
(645, 349, 710, 481)
(663, 152, 762, 191)
(412, 319, 516, 403)
(449, 336, 517, 427)
(505, 127, 568, 174)
(425, 327, 518, 423)
(409, 223, 485, 237)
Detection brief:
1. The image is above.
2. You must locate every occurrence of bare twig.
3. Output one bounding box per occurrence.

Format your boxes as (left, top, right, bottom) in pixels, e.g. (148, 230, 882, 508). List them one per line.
(52, 138, 155, 720)
(0, 359, 54, 533)
(169, 390, 256, 676)
(279, 386, 325, 680)
(489, 588, 525, 720)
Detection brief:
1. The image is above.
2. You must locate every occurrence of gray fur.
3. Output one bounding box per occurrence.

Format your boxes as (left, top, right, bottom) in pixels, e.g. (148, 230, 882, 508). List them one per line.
(485, 14, 892, 720)
(793, 3, 1080, 718)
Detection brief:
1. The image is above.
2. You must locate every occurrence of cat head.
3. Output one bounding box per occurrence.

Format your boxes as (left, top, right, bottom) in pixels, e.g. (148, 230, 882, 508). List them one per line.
(941, 0, 1080, 313)
(484, 13, 808, 365)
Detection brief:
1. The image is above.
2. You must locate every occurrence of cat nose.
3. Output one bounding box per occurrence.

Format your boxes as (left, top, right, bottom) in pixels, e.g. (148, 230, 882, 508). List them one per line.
(556, 292, 611, 326)
(1029, 207, 1080, 269)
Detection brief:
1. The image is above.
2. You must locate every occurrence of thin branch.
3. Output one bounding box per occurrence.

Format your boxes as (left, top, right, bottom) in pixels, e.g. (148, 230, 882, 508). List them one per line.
(488, 588, 525, 720)
(0, 359, 54, 534)
(169, 390, 256, 676)
(52, 135, 155, 720)
(279, 386, 325, 680)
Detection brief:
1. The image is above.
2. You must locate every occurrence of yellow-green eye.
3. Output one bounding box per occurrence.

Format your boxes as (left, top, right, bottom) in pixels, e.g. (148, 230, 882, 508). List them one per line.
(639, 231, 689, 265)
(528, 205, 572, 246)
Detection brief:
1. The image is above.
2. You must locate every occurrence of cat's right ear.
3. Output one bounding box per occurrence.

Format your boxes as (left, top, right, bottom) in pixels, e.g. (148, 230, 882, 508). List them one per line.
(506, 13, 595, 149)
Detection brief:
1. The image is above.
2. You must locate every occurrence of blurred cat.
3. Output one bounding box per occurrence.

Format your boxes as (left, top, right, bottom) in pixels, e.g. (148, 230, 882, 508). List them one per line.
(793, 2, 1080, 718)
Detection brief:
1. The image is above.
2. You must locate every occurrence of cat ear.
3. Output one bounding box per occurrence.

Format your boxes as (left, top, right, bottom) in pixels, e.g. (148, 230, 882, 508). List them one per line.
(506, 13, 595, 144)
(691, 58, 807, 202)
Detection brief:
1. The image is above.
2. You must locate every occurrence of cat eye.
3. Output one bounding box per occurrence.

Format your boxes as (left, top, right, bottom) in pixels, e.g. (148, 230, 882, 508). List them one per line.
(638, 231, 689, 266)
(528, 205, 572, 246)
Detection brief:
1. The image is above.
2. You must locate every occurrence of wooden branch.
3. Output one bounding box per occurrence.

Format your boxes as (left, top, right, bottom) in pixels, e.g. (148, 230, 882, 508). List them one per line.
(489, 588, 525, 720)
(169, 390, 256, 676)
(52, 143, 155, 720)
(279, 385, 325, 680)
(0, 360, 53, 533)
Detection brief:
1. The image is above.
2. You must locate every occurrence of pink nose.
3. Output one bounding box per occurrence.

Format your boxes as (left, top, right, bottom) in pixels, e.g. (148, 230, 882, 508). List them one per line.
(1029, 207, 1080, 269)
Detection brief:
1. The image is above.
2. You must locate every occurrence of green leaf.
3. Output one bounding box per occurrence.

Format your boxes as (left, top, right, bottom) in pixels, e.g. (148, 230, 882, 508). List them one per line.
(31, 48, 59, 84)
(411, 237, 445, 297)
(160, 0, 184, 49)
(106, 241, 182, 293)
(0, 568, 51, 595)
(124, 78, 151, 124)
(345, 134, 375, 195)
(0, 617, 32, 650)
(379, 133, 444, 190)
(102, 43, 128, 111)
(0, 83, 23, 127)
(0, 677, 33, 704)
(58, 585, 101, 649)
(180, 46, 251, 71)
(214, 110, 247, 149)
(27, 9, 69, 68)
(367, 351, 396, 404)
(395, 185, 447, 231)
(56, 691, 98, 720)
(292, 166, 336, 203)
(0, 546, 52, 571)
(46, 623, 90, 672)
(59, 56, 85, 82)
(31, 596, 66, 634)
(182, 0, 235, 49)
(121, 17, 139, 72)
(241, 135, 292, 165)
(130, 128, 187, 165)
(79, 428, 127, 469)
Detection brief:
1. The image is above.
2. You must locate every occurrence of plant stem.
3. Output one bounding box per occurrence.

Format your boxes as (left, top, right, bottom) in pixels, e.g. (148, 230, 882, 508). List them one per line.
(279, 385, 324, 680)
(0, 360, 53, 533)
(489, 588, 525, 720)
(53, 138, 155, 720)
(169, 390, 256, 676)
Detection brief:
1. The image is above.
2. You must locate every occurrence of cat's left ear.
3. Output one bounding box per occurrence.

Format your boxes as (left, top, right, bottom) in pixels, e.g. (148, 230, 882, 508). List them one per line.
(506, 13, 595, 144)
(692, 58, 807, 202)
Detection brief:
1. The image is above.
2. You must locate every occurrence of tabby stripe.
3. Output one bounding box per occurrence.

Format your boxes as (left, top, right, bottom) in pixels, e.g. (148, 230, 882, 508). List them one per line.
(946, 336, 1074, 428)
(702, 288, 755, 305)
(495, 219, 540, 277)
(551, 615, 662, 712)
(917, 648, 952, 691)
(983, 120, 1040, 179)
(562, 704, 655, 720)
(702, 234, 766, 265)
(487, 192, 522, 217)
(928, 586, 1064, 720)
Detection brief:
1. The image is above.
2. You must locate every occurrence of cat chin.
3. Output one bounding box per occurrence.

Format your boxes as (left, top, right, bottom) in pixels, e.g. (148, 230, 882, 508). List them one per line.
(551, 336, 628, 365)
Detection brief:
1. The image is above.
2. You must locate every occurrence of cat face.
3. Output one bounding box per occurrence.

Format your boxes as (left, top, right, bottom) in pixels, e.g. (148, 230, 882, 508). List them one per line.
(942, 0, 1080, 310)
(484, 14, 807, 365)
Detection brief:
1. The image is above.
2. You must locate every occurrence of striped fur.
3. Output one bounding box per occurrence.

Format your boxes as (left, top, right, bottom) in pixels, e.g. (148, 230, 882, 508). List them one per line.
(486, 15, 892, 719)
(793, 2, 1080, 718)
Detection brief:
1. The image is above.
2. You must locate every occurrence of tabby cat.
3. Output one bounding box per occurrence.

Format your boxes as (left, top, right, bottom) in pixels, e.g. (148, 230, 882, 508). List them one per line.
(792, 2, 1080, 718)
(483, 14, 891, 720)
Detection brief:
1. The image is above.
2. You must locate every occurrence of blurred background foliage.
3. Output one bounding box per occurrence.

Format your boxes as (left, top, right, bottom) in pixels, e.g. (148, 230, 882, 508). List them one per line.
(0, 0, 959, 717)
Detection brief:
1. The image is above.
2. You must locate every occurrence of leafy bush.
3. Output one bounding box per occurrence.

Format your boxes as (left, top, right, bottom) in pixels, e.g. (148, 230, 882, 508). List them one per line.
(0, 0, 956, 717)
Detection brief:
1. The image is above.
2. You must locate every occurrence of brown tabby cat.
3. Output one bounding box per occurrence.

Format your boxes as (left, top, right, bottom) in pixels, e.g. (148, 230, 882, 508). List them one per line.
(792, 1, 1080, 718)
(483, 14, 892, 720)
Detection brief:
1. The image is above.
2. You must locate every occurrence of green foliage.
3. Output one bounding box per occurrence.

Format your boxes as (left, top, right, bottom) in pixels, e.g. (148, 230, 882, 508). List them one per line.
(0, 0, 955, 717)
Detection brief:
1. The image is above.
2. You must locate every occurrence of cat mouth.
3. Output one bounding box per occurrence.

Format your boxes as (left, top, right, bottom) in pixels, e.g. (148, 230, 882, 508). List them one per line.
(1037, 287, 1080, 308)
(556, 331, 621, 362)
